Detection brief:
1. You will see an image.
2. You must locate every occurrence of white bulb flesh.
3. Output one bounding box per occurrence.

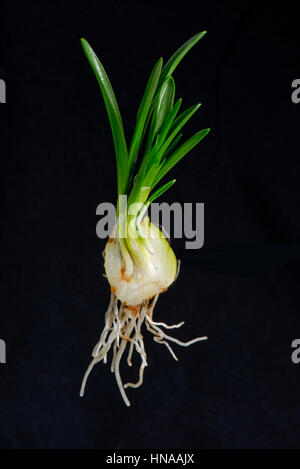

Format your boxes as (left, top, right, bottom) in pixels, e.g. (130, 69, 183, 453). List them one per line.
(104, 221, 177, 306)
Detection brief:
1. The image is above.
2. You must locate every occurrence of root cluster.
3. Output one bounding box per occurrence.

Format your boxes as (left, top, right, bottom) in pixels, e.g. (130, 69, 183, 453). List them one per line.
(80, 294, 207, 406)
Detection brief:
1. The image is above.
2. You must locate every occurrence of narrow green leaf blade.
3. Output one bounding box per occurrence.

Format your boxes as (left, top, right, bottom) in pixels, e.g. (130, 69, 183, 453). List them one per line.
(128, 58, 163, 172)
(170, 103, 201, 134)
(161, 132, 183, 160)
(158, 103, 201, 157)
(145, 76, 175, 152)
(157, 98, 182, 149)
(153, 128, 210, 187)
(158, 31, 207, 88)
(147, 179, 176, 204)
(153, 77, 175, 137)
(81, 38, 129, 194)
(143, 141, 161, 187)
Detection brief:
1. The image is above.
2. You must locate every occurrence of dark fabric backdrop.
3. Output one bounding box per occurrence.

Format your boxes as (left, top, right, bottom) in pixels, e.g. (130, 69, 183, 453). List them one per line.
(1, 0, 300, 449)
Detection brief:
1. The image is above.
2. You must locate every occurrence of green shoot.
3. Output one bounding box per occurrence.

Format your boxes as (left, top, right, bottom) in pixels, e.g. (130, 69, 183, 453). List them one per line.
(128, 58, 163, 177)
(81, 31, 210, 244)
(80, 38, 129, 195)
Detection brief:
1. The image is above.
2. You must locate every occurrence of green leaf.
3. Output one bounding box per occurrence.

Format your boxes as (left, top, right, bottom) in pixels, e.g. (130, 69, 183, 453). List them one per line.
(157, 98, 182, 149)
(169, 103, 201, 134)
(80, 38, 129, 195)
(145, 76, 175, 153)
(158, 31, 207, 92)
(143, 141, 161, 187)
(161, 132, 183, 160)
(128, 58, 163, 174)
(158, 103, 201, 158)
(127, 141, 161, 207)
(145, 31, 207, 127)
(153, 128, 210, 187)
(147, 179, 176, 205)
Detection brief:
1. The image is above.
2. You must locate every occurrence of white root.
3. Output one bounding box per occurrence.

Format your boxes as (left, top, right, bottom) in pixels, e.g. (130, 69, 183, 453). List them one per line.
(110, 340, 118, 372)
(92, 293, 116, 357)
(127, 340, 134, 367)
(153, 336, 179, 361)
(149, 319, 185, 329)
(124, 363, 146, 389)
(124, 301, 148, 390)
(146, 315, 208, 347)
(80, 294, 207, 406)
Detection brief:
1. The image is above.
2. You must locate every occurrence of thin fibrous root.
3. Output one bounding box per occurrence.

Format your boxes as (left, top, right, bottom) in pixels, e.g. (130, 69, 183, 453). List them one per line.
(146, 314, 208, 347)
(124, 362, 146, 389)
(153, 336, 179, 361)
(80, 293, 207, 406)
(150, 319, 185, 329)
(127, 340, 134, 367)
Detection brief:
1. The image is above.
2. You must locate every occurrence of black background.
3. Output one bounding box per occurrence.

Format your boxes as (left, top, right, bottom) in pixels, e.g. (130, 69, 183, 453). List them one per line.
(1, 0, 300, 449)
